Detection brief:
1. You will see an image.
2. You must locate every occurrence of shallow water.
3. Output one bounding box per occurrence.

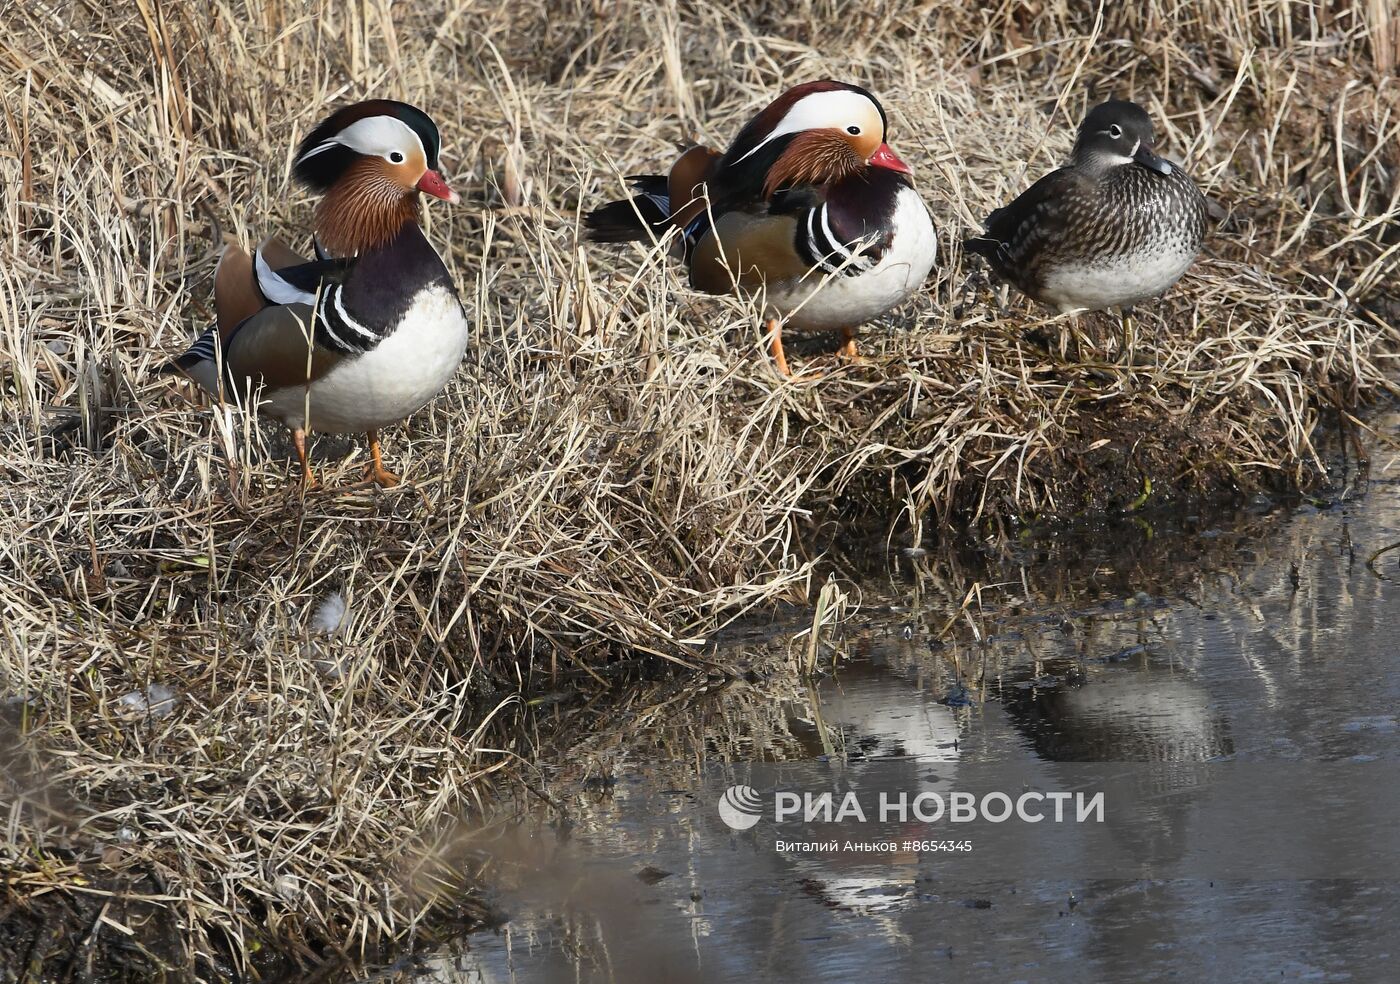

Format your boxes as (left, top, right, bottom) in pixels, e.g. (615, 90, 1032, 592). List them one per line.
(421, 411, 1400, 983)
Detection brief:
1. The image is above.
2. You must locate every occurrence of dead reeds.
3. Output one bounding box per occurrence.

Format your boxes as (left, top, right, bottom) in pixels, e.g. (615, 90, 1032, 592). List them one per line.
(2, 0, 1398, 975)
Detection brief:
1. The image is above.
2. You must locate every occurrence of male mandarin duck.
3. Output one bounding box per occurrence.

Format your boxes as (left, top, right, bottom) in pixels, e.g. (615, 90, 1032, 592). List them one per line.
(165, 100, 468, 488)
(585, 80, 936, 374)
(964, 100, 1206, 352)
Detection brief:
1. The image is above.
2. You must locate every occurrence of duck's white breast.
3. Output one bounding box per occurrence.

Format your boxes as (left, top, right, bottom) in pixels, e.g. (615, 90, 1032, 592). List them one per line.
(264, 285, 469, 433)
(776, 187, 937, 331)
(1040, 240, 1199, 314)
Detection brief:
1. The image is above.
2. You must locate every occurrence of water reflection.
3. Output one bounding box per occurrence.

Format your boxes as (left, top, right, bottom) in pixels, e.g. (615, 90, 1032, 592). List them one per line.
(999, 663, 1234, 762)
(422, 411, 1400, 983)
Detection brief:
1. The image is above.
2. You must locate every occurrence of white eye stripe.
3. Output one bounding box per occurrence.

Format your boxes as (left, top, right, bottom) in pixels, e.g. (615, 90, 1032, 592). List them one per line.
(295, 140, 340, 163)
(294, 115, 425, 167)
(736, 90, 880, 163)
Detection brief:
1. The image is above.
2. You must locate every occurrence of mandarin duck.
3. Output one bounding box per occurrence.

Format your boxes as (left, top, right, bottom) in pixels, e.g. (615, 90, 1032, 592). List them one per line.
(964, 100, 1207, 353)
(585, 80, 936, 374)
(165, 100, 468, 488)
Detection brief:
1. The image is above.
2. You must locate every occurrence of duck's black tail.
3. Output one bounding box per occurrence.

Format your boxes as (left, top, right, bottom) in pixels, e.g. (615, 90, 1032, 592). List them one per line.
(583, 175, 672, 243)
(961, 235, 1016, 282)
(961, 236, 999, 259)
(156, 326, 219, 376)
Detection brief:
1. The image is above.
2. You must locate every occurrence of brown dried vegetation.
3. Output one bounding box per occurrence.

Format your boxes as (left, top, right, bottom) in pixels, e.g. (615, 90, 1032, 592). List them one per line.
(1, 0, 1398, 977)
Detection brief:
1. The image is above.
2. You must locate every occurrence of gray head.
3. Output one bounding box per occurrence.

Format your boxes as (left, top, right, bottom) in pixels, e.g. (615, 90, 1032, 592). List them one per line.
(1072, 100, 1171, 175)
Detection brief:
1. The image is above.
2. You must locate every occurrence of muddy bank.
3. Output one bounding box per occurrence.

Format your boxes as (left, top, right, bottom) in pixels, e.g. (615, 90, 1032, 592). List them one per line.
(430, 414, 1400, 984)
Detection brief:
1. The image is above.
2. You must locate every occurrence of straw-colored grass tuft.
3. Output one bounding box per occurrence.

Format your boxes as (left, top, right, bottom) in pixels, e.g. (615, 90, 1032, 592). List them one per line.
(2, 0, 1398, 976)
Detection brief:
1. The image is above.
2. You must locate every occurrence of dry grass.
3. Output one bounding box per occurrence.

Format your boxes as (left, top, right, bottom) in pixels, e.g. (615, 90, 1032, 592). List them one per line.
(2, 0, 1399, 977)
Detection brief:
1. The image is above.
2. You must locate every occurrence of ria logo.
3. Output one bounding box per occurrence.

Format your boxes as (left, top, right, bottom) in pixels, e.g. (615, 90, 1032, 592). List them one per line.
(718, 785, 763, 830)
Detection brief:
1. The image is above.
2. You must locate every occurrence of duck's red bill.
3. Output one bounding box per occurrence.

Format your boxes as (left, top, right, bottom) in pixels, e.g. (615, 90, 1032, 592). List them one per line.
(417, 170, 460, 203)
(870, 143, 911, 174)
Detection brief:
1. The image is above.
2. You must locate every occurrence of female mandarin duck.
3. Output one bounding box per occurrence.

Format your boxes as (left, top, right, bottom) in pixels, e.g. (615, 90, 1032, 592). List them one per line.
(964, 100, 1206, 352)
(165, 100, 468, 488)
(585, 81, 936, 374)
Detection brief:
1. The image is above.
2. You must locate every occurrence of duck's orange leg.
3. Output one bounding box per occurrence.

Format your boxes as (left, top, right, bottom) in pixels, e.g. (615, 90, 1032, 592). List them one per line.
(365, 429, 400, 488)
(765, 318, 791, 377)
(838, 326, 859, 359)
(292, 428, 317, 489)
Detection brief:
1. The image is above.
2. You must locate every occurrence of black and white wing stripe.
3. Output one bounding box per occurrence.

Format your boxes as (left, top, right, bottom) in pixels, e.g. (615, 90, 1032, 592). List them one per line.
(254, 248, 318, 305)
(680, 211, 712, 263)
(250, 245, 375, 355)
(313, 282, 383, 354)
(162, 324, 222, 387)
(794, 202, 881, 277)
(254, 248, 354, 304)
(182, 325, 220, 364)
(165, 290, 378, 380)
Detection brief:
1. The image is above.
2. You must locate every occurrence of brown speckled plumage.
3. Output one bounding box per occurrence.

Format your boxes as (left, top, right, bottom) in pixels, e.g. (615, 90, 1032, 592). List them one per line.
(966, 100, 1207, 313)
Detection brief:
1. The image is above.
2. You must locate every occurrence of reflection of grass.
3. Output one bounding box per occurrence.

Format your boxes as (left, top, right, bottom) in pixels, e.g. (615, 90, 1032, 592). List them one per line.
(800, 576, 850, 676)
(1367, 541, 1400, 579)
(3, 0, 1400, 973)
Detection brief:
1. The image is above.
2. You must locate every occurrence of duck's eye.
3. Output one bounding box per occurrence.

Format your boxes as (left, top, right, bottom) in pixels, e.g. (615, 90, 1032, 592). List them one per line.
(846, 125, 861, 136)
(389, 151, 405, 164)
(1107, 125, 1123, 139)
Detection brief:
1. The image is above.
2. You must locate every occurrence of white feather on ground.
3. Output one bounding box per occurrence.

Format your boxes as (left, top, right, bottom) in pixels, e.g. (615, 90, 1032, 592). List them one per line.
(117, 683, 177, 719)
(310, 591, 348, 636)
(307, 590, 351, 679)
